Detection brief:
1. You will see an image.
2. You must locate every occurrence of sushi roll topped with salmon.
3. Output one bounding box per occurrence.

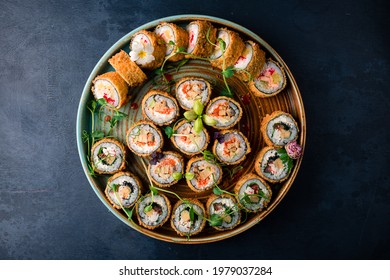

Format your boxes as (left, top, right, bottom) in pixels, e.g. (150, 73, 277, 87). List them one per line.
(141, 90, 179, 126)
(212, 130, 251, 165)
(170, 199, 206, 237)
(105, 172, 142, 209)
(261, 111, 299, 147)
(186, 156, 223, 193)
(126, 121, 164, 157)
(155, 22, 189, 62)
(205, 96, 243, 130)
(91, 138, 126, 174)
(148, 151, 184, 187)
(206, 194, 241, 231)
(255, 146, 292, 183)
(186, 20, 217, 59)
(175, 77, 211, 111)
(136, 193, 171, 230)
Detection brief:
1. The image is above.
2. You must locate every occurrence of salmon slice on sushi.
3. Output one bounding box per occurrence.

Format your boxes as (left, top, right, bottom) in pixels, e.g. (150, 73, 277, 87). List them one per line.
(126, 121, 164, 157)
(141, 90, 179, 126)
(91, 72, 128, 109)
(155, 22, 189, 62)
(185, 20, 217, 59)
(234, 40, 266, 82)
(91, 137, 126, 174)
(175, 77, 211, 111)
(186, 156, 222, 193)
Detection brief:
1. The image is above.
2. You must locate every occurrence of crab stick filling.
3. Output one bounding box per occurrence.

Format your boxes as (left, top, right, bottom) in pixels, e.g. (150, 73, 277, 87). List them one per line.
(209, 101, 236, 124)
(193, 162, 215, 189)
(154, 157, 180, 180)
(222, 136, 243, 159)
(93, 79, 119, 107)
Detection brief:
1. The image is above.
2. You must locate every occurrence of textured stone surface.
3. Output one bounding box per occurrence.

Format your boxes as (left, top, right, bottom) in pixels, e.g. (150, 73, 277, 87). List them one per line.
(0, 0, 389, 259)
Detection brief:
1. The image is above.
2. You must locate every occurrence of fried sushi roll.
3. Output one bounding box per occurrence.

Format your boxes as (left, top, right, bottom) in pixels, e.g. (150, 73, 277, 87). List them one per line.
(205, 96, 242, 130)
(261, 111, 299, 147)
(186, 20, 217, 59)
(212, 130, 251, 165)
(148, 151, 184, 187)
(108, 50, 147, 87)
(170, 199, 206, 237)
(141, 90, 179, 126)
(210, 28, 245, 70)
(171, 120, 209, 156)
(91, 72, 128, 109)
(206, 194, 241, 231)
(91, 137, 126, 174)
(255, 146, 292, 183)
(186, 156, 222, 193)
(234, 40, 266, 82)
(129, 30, 166, 70)
(234, 173, 272, 213)
(175, 77, 211, 111)
(105, 171, 142, 209)
(249, 59, 287, 98)
(126, 121, 164, 157)
(136, 193, 171, 230)
(155, 22, 189, 62)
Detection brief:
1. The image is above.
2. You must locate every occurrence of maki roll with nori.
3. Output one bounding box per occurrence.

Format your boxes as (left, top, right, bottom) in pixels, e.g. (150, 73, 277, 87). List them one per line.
(206, 194, 241, 231)
(234, 40, 266, 82)
(170, 199, 206, 237)
(186, 156, 222, 193)
(261, 111, 299, 147)
(141, 90, 179, 126)
(255, 146, 292, 183)
(105, 171, 142, 209)
(171, 120, 209, 156)
(250, 59, 287, 98)
(205, 96, 242, 130)
(175, 77, 211, 111)
(186, 20, 217, 59)
(234, 173, 272, 213)
(148, 151, 184, 187)
(91, 72, 128, 109)
(212, 130, 251, 165)
(126, 121, 164, 157)
(136, 193, 171, 230)
(155, 22, 189, 62)
(91, 137, 126, 174)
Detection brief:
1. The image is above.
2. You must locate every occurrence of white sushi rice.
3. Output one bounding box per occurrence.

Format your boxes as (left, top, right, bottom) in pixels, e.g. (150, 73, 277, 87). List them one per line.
(189, 159, 221, 191)
(237, 178, 270, 211)
(266, 114, 298, 146)
(172, 203, 204, 234)
(92, 142, 124, 173)
(107, 175, 140, 208)
(92, 79, 119, 107)
(155, 24, 175, 56)
(209, 197, 240, 229)
(254, 60, 284, 94)
(128, 124, 162, 155)
(173, 121, 207, 154)
(137, 195, 169, 226)
(215, 132, 247, 163)
(186, 23, 199, 54)
(210, 29, 230, 59)
(234, 42, 253, 70)
(150, 154, 183, 185)
(144, 94, 178, 125)
(206, 98, 240, 128)
(261, 149, 289, 181)
(176, 79, 209, 109)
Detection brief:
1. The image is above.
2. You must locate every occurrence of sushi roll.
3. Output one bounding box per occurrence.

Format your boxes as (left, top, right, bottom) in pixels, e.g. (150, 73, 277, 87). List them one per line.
(186, 156, 223, 193)
(171, 120, 210, 156)
(108, 50, 147, 87)
(234, 40, 266, 82)
(141, 90, 179, 126)
(91, 72, 128, 109)
(249, 59, 287, 98)
(205, 96, 243, 130)
(255, 146, 292, 183)
(210, 28, 245, 69)
(136, 193, 171, 230)
(155, 22, 189, 62)
(206, 194, 241, 231)
(175, 77, 211, 111)
(234, 173, 272, 213)
(170, 199, 206, 237)
(212, 130, 251, 165)
(186, 20, 217, 59)
(129, 30, 166, 70)
(126, 121, 164, 157)
(91, 137, 126, 174)
(105, 171, 142, 209)
(261, 111, 299, 147)
(148, 151, 184, 187)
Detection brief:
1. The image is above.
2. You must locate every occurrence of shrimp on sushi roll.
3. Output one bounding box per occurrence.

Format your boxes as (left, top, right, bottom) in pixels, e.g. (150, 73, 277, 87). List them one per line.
(126, 121, 164, 157)
(234, 40, 266, 82)
(136, 193, 171, 230)
(186, 20, 217, 59)
(175, 77, 211, 111)
(170, 199, 206, 237)
(210, 28, 245, 70)
(261, 111, 299, 147)
(255, 146, 292, 183)
(148, 151, 184, 187)
(91, 72, 128, 109)
(130, 30, 166, 70)
(155, 22, 189, 62)
(205, 96, 242, 130)
(212, 130, 251, 165)
(186, 156, 222, 193)
(206, 194, 241, 231)
(141, 90, 179, 126)
(249, 59, 287, 98)
(91, 137, 126, 174)
(105, 171, 142, 209)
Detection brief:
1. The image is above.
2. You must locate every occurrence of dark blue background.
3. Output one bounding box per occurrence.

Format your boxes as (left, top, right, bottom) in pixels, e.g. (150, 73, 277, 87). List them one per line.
(0, 0, 389, 259)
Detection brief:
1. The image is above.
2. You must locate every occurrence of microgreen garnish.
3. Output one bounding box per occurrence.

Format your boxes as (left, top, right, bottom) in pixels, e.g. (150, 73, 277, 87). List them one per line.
(144, 204, 153, 213)
(185, 172, 195, 180)
(164, 126, 175, 138)
(277, 148, 294, 172)
(184, 100, 216, 134)
(172, 172, 183, 181)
